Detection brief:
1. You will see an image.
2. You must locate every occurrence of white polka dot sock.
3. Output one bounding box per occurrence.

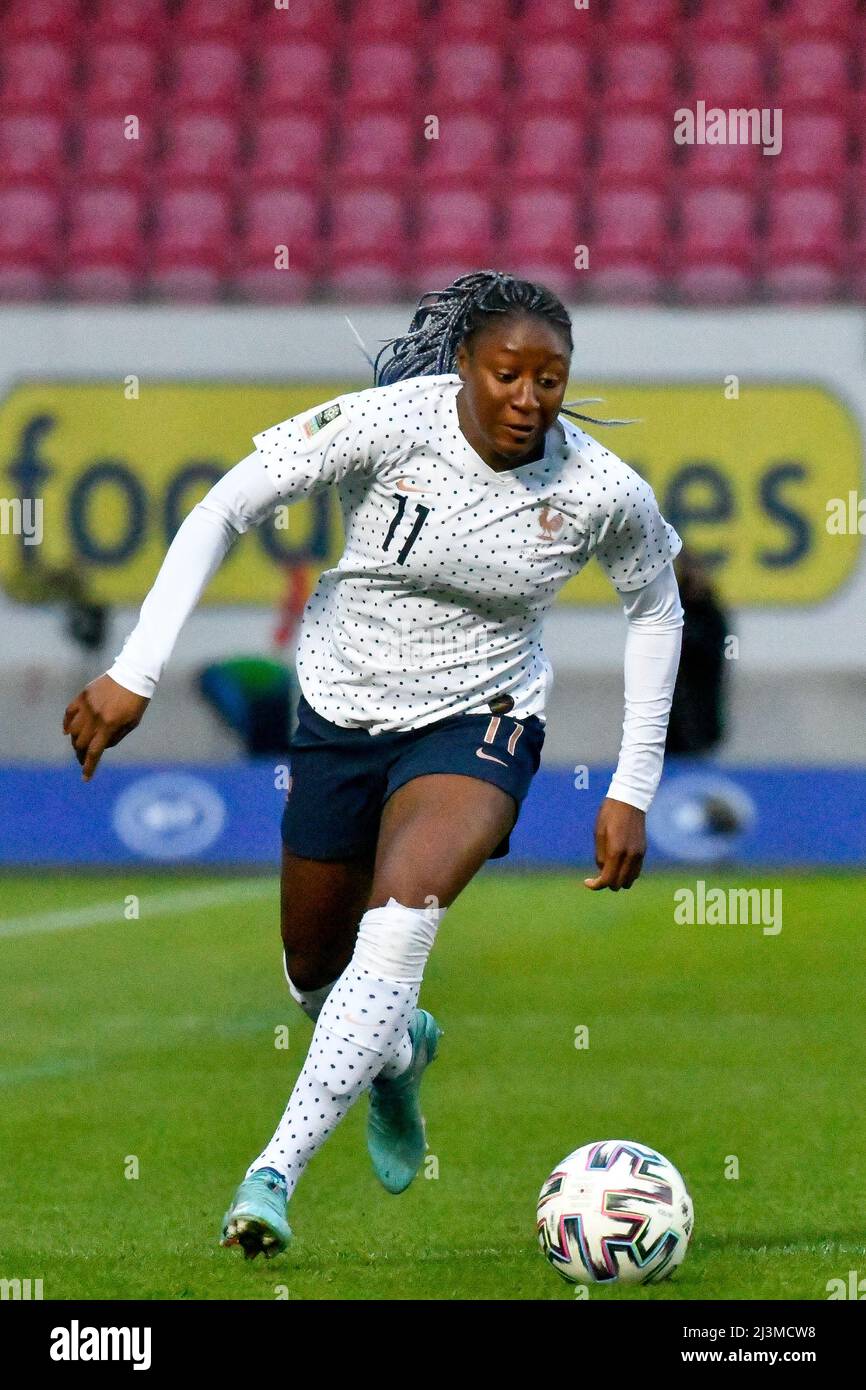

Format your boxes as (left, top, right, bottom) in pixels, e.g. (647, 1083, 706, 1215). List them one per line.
(248, 900, 442, 1193)
(284, 954, 413, 1080)
(375, 1031, 413, 1080)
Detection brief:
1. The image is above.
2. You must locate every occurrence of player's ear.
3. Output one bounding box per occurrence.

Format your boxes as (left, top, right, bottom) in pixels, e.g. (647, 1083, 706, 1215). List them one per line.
(455, 341, 469, 382)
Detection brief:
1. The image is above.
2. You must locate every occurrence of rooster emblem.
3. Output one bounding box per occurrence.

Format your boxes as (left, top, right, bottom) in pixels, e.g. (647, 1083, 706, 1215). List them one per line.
(537, 505, 564, 541)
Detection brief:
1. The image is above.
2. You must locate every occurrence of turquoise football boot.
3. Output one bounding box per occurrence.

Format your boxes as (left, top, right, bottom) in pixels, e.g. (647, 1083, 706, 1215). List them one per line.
(367, 1008, 443, 1195)
(220, 1167, 292, 1260)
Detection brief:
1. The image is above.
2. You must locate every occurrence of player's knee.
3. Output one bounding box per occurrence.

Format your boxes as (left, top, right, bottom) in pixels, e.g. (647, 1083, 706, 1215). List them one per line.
(354, 896, 445, 984)
(283, 947, 337, 994)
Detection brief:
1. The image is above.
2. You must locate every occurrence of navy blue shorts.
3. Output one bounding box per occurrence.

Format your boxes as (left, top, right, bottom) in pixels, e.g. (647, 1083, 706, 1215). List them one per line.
(281, 693, 545, 862)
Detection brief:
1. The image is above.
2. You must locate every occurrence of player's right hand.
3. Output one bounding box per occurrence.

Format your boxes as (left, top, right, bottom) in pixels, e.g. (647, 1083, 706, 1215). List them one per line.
(63, 674, 150, 782)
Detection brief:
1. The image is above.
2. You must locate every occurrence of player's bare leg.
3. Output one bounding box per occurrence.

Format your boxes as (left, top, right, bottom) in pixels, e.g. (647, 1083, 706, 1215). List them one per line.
(280, 847, 374, 991)
(370, 773, 517, 909)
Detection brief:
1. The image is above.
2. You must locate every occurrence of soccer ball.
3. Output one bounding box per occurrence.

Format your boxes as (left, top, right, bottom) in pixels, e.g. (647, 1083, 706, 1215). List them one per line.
(536, 1139, 694, 1286)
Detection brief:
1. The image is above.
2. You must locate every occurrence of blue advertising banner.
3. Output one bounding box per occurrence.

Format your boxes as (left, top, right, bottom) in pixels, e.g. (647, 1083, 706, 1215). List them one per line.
(0, 761, 864, 869)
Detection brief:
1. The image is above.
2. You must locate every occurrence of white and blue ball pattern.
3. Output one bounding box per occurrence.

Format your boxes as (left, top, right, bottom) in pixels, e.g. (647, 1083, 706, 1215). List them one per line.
(537, 1140, 694, 1286)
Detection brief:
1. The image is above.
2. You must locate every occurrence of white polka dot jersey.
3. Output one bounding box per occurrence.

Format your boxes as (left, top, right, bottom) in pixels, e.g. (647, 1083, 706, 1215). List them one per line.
(254, 373, 680, 731)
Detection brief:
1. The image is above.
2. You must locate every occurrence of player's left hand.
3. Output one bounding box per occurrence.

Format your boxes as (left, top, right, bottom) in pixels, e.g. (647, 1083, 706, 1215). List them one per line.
(584, 797, 646, 891)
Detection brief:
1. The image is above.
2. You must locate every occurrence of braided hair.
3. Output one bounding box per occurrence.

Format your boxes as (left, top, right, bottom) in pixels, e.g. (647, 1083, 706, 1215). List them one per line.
(362, 270, 634, 428)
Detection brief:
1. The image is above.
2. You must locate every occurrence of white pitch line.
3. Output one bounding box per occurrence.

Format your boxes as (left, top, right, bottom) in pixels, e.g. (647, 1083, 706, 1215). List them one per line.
(0, 878, 278, 941)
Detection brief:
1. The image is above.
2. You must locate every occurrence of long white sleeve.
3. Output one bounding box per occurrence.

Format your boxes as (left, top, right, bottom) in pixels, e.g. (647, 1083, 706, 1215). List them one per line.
(105, 449, 279, 698)
(104, 383, 378, 695)
(104, 389, 376, 698)
(605, 561, 684, 813)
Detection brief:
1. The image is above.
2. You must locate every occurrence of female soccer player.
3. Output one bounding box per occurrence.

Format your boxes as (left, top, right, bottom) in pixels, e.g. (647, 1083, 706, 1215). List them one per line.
(62, 271, 684, 1260)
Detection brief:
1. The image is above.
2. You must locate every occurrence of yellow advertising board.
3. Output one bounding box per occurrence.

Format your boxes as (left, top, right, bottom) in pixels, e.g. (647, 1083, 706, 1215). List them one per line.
(563, 381, 862, 605)
(0, 382, 353, 606)
(0, 380, 860, 606)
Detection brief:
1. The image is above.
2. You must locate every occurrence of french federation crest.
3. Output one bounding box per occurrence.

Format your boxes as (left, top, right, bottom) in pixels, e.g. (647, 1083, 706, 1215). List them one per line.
(537, 505, 564, 540)
(302, 402, 342, 438)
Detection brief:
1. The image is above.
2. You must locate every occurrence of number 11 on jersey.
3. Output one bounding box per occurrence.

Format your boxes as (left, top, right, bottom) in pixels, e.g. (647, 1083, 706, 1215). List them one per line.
(382, 495, 431, 565)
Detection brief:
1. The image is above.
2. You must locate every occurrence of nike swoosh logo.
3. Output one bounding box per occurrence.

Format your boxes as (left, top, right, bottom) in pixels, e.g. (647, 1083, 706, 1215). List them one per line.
(396, 479, 426, 493)
(343, 1013, 369, 1026)
(476, 748, 508, 767)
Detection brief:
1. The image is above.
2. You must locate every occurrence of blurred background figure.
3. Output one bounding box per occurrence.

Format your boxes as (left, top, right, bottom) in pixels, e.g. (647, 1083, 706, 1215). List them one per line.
(197, 562, 311, 758)
(666, 548, 729, 758)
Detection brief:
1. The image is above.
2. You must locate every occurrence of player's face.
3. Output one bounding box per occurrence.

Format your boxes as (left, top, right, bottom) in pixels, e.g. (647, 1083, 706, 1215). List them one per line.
(455, 315, 571, 469)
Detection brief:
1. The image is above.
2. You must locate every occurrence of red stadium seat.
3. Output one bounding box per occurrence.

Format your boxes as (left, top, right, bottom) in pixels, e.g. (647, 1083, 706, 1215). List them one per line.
(765, 187, 845, 261)
(63, 263, 143, 301)
(767, 110, 848, 185)
(241, 189, 322, 265)
(426, 41, 507, 113)
(245, 113, 331, 190)
(0, 262, 55, 300)
(1, 0, 82, 41)
(342, 42, 421, 112)
(688, 40, 766, 104)
(0, 115, 67, 186)
(408, 254, 499, 295)
(67, 186, 145, 265)
(149, 260, 227, 302)
(513, 0, 599, 39)
(333, 113, 416, 188)
(847, 220, 866, 298)
(328, 189, 407, 261)
(83, 42, 161, 114)
(256, 0, 342, 41)
(414, 189, 496, 261)
(169, 40, 246, 112)
(502, 188, 581, 259)
(594, 113, 673, 187)
(233, 264, 316, 303)
(605, 0, 680, 35)
(774, 39, 851, 108)
(767, 184, 845, 296)
(327, 261, 406, 301)
(679, 186, 756, 258)
(175, 0, 252, 41)
(774, 0, 858, 40)
(75, 114, 157, 188)
(513, 41, 593, 112)
(675, 260, 756, 304)
(763, 261, 843, 302)
(417, 114, 503, 188)
(593, 187, 668, 257)
(346, 0, 423, 43)
(152, 187, 233, 265)
(160, 114, 241, 188)
(689, 0, 769, 38)
(235, 189, 322, 299)
(584, 255, 666, 304)
(679, 139, 764, 190)
(511, 114, 589, 188)
(601, 39, 677, 109)
(435, 0, 513, 39)
(1, 40, 75, 114)
(254, 42, 335, 114)
(0, 186, 62, 266)
(90, 0, 170, 42)
(498, 258, 578, 302)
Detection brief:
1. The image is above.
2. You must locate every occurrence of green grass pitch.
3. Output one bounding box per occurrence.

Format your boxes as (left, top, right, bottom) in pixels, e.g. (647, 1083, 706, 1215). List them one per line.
(1, 868, 864, 1301)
